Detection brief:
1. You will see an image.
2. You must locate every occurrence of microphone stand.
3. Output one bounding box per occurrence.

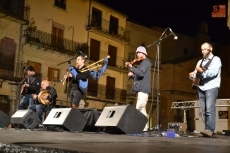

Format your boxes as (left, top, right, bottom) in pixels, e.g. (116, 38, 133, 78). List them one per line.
(146, 31, 174, 132)
(57, 56, 76, 107)
(8, 82, 21, 113)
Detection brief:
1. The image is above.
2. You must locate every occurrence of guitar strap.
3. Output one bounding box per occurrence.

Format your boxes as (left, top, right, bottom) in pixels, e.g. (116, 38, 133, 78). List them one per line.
(202, 56, 215, 70)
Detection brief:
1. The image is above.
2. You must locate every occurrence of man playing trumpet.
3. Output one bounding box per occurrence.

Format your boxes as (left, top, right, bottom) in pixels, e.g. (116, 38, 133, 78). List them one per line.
(63, 55, 89, 108)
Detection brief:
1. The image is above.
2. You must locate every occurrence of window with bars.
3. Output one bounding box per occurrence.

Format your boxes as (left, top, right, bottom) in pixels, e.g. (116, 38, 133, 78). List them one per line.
(90, 38, 100, 62)
(51, 22, 64, 49)
(108, 45, 117, 67)
(91, 7, 102, 27)
(106, 76, 115, 99)
(48, 67, 60, 82)
(0, 37, 16, 77)
(54, 0, 66, 10)
(109, 16, 118, 35)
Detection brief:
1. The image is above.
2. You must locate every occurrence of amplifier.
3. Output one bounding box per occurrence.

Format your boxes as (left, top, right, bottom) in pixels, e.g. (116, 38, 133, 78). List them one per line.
(168, 122, 186, 132)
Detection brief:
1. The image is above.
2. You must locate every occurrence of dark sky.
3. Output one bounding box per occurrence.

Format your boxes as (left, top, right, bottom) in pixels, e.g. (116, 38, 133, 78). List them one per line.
(97, 0, 229, 45)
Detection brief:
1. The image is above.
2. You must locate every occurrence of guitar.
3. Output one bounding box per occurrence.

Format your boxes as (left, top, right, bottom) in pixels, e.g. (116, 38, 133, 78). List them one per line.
(191, 52, 210, 90)
(20, 82, 30, 95)
(69, 66, 88, 92)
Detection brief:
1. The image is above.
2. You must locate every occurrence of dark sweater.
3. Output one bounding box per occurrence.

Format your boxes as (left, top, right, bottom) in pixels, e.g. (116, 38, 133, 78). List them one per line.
(130, 58, 152, 94)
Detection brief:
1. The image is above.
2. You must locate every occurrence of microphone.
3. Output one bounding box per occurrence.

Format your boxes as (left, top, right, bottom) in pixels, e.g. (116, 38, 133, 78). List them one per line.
(77, 50, 87, 58)
(169, 28, 178, 40)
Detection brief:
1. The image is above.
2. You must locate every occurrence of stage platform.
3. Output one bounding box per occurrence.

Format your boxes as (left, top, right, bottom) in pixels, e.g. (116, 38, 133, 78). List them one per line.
(0, 128, 230, 153)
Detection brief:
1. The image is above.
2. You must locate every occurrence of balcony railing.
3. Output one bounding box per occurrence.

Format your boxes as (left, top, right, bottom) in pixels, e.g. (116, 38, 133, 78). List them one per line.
(23, 29, 129, 71)
(86, 15, 130, 44)
(23, 29, 88, 56)
(87, 82, 127, 103)
(0, 58, 42, 81)
(0, 0, 30, 23)
(0, 56, 14, 78)
(23, 29, 157, 72)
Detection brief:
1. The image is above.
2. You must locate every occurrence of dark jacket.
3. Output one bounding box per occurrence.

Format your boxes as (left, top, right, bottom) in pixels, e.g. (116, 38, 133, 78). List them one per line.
(20, 73, 41, 95)
(130, 58, 152, 94)
(45, 86, 58, 106)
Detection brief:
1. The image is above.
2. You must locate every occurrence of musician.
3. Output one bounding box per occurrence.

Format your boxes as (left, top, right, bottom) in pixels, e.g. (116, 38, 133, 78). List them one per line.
(125, 46, 152, 132)
(18, 65, 41, 110)
(29, 80, 57, 123)
(89, 57, 108, 80)
(189, 42, 222, 137)
(64, 55, 89, 108)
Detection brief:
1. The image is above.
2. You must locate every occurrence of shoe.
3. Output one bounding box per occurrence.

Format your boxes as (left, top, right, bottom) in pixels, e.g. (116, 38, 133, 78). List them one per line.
(200, 130, 213, 137)
(143, 128, 148, 132)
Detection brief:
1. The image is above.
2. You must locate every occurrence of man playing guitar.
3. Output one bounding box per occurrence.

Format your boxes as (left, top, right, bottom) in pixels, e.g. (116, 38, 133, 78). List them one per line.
(189, 42, 222, 137)
(18, 65, 41, 110)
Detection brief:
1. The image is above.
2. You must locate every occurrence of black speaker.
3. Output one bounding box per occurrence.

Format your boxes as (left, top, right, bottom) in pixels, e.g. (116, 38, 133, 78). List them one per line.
(0, 110, 10, 127)
(95, 104, 148, 134)
(43, 108, 87, 132)
(11, 110, 40, 129)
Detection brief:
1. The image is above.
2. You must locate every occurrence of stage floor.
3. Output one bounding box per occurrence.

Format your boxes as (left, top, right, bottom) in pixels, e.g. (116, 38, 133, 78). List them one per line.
(0, 128, 230, 153)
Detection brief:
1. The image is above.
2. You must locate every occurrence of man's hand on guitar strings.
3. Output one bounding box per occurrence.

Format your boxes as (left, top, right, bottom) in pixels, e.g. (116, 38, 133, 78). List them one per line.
(189, 72, 194, 77)
(189, 72, 195, 81)
(22, 83, 29, 87)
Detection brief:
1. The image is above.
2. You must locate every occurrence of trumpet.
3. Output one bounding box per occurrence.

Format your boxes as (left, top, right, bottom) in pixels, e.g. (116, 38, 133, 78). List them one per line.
(80, 55, 110, 73)
(62, 55, 110, 85)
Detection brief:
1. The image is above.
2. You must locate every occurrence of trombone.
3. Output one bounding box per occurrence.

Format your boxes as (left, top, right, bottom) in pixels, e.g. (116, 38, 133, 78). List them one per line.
(62, 55, 110, 85)
(80, 55, 110, 72)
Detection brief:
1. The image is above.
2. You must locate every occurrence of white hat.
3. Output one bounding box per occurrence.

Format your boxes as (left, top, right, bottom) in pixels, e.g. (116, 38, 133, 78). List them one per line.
(136, 46, 147, 55)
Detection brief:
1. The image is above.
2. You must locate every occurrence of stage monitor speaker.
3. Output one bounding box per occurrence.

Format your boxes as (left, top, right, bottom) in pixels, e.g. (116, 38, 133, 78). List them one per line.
(0, 110, 10, 127)
(43, 108, 87, 132)
(11, 110, 40, 129)
(95, 104, 148, 134)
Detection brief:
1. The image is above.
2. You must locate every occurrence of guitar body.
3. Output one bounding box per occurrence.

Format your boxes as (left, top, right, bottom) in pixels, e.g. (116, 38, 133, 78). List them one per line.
(191, 72, 202, 90)
(20, 83, 29, 95)
(191, 52, 210, 90)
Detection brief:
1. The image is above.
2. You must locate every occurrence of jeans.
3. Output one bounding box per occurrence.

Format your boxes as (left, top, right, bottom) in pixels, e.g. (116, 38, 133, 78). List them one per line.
(29, 104, 52, 124)
(198, 87, 219, 132)
(18, 94, 35, 110)
(136, 92, 149, 130)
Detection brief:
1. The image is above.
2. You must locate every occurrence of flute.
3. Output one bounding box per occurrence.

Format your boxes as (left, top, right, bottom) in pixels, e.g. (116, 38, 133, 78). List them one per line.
(62, 75, 67, 85)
